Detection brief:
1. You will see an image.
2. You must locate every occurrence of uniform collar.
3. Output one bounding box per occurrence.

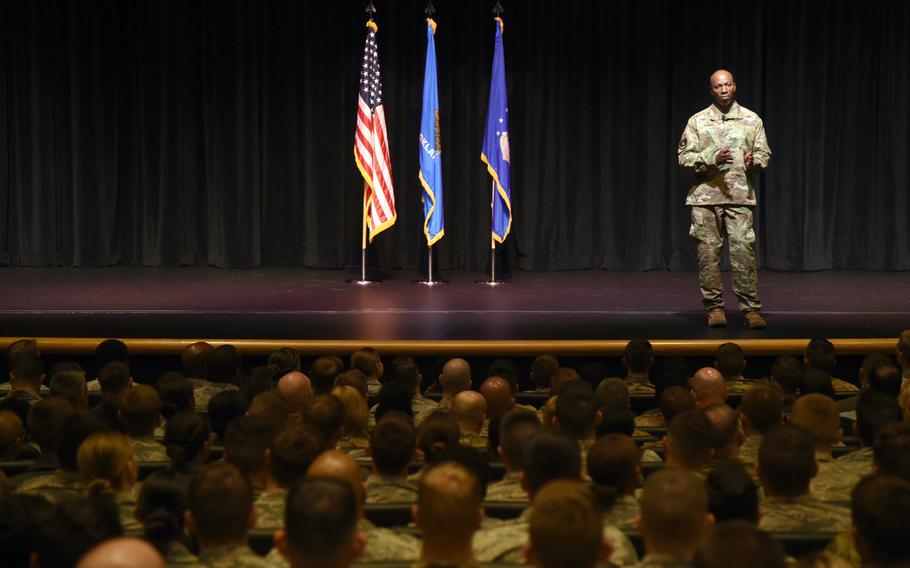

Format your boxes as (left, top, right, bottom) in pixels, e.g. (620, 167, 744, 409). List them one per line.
(708, 101, 742, 121)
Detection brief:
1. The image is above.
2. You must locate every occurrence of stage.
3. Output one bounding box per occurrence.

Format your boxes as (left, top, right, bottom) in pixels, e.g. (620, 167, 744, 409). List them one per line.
(0, 267, 906, 340)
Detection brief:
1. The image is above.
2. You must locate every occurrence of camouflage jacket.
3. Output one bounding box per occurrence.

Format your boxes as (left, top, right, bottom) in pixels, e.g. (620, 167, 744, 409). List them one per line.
(635, 408, 666, 429)
(604, 494, 640, 531)
(625, 377, 656, 396)
(758, 494, 851, 533)
(811, 452, 856, 504)
(114, 490, 143, 532)
(192, 380, 239, 410)
(459, 430, 488, 450)
(678, 102, 771, 206)
(163, 541, 199, 566)
(485, 471, 527, 503)
(198, 543, 275, 568)
(724, 375, 756, 394)
(337, 435, 370, 461)
(738, 435, 763, 464)
(13, 468, 84, 503)
(131, 437, 170, 463)
(265, 518, 420, 565)
(629, 554, 693, 568)
(834, 446, 874, 485)
(253, 488, 287, 530)
(825, 532, 861, 568)
(365, 475, 419, 504)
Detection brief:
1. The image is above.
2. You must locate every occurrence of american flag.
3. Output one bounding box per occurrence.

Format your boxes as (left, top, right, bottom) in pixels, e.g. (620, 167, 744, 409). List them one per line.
(354, 21, 396, 242)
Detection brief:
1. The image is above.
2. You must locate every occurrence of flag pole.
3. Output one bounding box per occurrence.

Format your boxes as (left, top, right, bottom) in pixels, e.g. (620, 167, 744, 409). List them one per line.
(490, 181, 497, 284)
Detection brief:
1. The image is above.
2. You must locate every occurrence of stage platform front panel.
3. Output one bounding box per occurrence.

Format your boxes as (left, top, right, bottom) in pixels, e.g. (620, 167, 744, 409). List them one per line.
(0, 267, 906, 340)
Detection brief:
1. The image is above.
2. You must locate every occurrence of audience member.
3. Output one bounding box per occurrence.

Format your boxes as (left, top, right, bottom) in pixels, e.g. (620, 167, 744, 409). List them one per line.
(16, 396, 75, 481)
(94, 361, 132, 431)
(50, 370, 89, 409)
(302, 394, 345, 449)
(163, 410, 211, 480)
(693, 521, 786, 568)
(837, 392, 902, 483)
(181, 341, 213, 379)
(873, 421, 910, 480)
(898, 330, 910, 390)
(78, 431, 141, 531)
(206, 389, 249, 443)
(738, 383, 783, 464)
(660, 385, 697, 425)
(801, 369, 836, 398)
(587, 433, 641, 530)
(350, 347, 384, 396)
(0, 410, 26, 460)
(156, 372, 195, 419)
(332, 385, 369, 458)
(411, 411, 461, 481)
(414, 462, 484, 567)
(527, 480, 610, 568)
(437, 358, 472, 410)
(528, 354, 559, 393)
(805, 338, 859, 393)
(771, 354, 803, 409)
(33, 494, 123, 568)
(714, 342, 753, 393)
(850, 474, 910, 567)
(207, 344, 243, 387)
(689, 367, 729, 410)
(333, 369, 368, 401)
(386, 356, 437, 417)
(790, 394, 851, 502)
(6, 353, 45, 405)
(247, 391, 290, 429)
(705, 460, 759, 524)
(550, 368, 581, 396)
(702, 404, 741, 461)
(76, 537, 165, 568)
(480, 376, 518, 421)
(267, 347, 301, 378)
(0, 494, 55, 568)
(278, 371, 313, 418)
(119, 384, 168, 463)
(487, 409, 541, 502)
(310, 355, 345, 395)
(366, 412, 419, 504)
(223, 414, 280, 492)
(254, 424, 323, 530)
(623, 338, 655, 394)
(450, 390, 488, 448)
(665, 410, 715, 474)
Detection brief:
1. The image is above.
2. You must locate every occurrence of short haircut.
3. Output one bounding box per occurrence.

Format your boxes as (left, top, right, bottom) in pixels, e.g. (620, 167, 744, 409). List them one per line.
(350, 347, 380, 378)
(702, 404, 739, 453)
(418, 462, 483, 540)
(594, 378, 630, 412)
(285, 477, 358, 563)
(164, 411, 211, 467)
(310, 356, 345, 394)
(486, 358, 518, 388)
(522, 431, 581, 496)
(660, 386, 695, 424)
(247, 391, 289, 425)
(867, 363, 901, 397)
(181, 341, 213, 378)
(28, 396, 75, 452)
(705, 460, 759, 524)
(551, 368, 581, 395)
(596, 408, 635, 437)
(0, 410, 24, 457)
(371, 412, 417, 475)
(388, 356, 420, 391)
(334, 370, 368, 401)
(206, 390, 249, 440)
(95, 339, 129, 368)
(224, 414, 280, 476)
(740, 384, 783, 433)
(639, 469, 709, 549)
(331, 385, 368, 438)
(188, 462, 253, 543)
(856, 392, 903, 447)
(240, 367, 277, 401)
(624, 338, 653, 373)
(587, 434, 640, 505)
(693, 520, 786, 568)
(715, 343, 745, 378)
(49, 371, 86, 407)
(302, 394, 346, 446)
(771, 355, 803, 395)
(805, 338, 836, 372)
(801, 369, 836, 398)
(531, 355, 560, 388)
(269, 425, 323, 488)
(416, 411, 461, 463)
(758, 424, 816, 497)
(852, 475, 910, 565)
(119, 384, 162, 437)
(791, 394, 841, 448)
(5, 338, 39, 367)
(267, 347, 300, 377)
(157, 372, 194, 418)
(860, 353, 893, 385)
(874, 422, 910, 480)
(57, 410, 109, 470)
(11, 353, 44, 384)
(35, 494, 122, 567)
(98, 361, 131, 394)
(374, 383, 414, 422)
(498, 409, 542, 470)
(667, 410, 716, 469)
(530, 480, 603, 568)
(207, 344, 241, 382)
(554, 380, 597, 439)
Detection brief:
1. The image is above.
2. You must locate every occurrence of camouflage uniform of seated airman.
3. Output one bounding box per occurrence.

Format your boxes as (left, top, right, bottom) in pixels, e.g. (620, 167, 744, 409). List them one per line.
(485, 471, 526, 503)
(198, 543, 274, 568)
(365, 475, 419, 504)
(811, 452, 858, 504)
(723, 375, 757, 394)
(459, 430, 488, 450)
(191, 379, 239, 410)
(625, 379, 656, 396)
(758, 494, 851, 533)
(336, 435, 369, 461)
(630, 555, 695, 568)
(163, 541, 199, 566)
(604, 494, 640, 531)
(13, 469, 84, 503)
(130, 437, 169, 463)
(266, 517, 420, 566)
(738, 434, 763, 464)
(635, 408, 665, 429)
(113, 490, 143, 532)
(253, 489, 287, 530)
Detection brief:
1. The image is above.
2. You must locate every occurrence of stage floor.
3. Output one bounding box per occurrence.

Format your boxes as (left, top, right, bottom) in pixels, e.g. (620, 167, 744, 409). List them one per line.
(0, 267, 907, 340)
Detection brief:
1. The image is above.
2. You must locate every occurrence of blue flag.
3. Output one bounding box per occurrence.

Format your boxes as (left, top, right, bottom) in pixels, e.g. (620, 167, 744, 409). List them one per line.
(481, 17, 512, 244)
(419, 19, 444, 246)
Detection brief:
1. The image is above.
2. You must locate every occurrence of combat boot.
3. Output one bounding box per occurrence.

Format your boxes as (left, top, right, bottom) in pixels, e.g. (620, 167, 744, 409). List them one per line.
(744, 310, 767, 329)
(707, 308, 727, 328)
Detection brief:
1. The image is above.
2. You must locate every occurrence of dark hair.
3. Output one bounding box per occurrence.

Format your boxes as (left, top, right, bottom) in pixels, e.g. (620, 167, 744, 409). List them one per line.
(770, 355, 803, 395)
(852, 475, 910, 565)
(302, 394, 346, 448)
(417, 411, 461, 463)
(181, 342, 213, 379)
(693, 520, 786, 568)
(597, 408, 635, 437)
(554, 380, 597, 439)
(98, 361, 131, 394)
(705, 460, 759, 523)
(579, 362, 608, 387)
(188, 463, 253, 543)
(659, 386, 695, 424)
(587, 434, 640, 510)
(207, 390, 249, 440)
(28, 396, 75, 452)
(35, 495, 122, 568)
(285, 477, 358, 562)
(136, 471, 187, 554)
(371, 412, 417, 475)
(715, 343, 745, 378)
(740, 384, 783, 433)
(350, 348, 381, 378)
(158, 372, 194, 418)
(240, 366, 277, 401)
(531, 355, 560, 389)
(486, 358, 518, 389)
(11, 353, 43, 384)
(165, 411, 211, 467)
(207, 344, 241, 382)
(374, 383, 414, 422)
(429, 445, 491, 500)
(856, 392, 902, 447)
(224, 414, 279, 476)
(310, 356, 345, 394)
(867, 363, 901, 397)
(120, 384, 162, 437)
(5, 339, 39, 368)
(758, 424, 815, 497)
(388, 356, 421, 391)
(800, 369, 835, 398)
(522, 431, 581, 496)
(57, 410, 109, 470)
(624, 338, 653, 374)
(0, 398, 30, 435)
(0, 494, 55, 568)
(668, 410, 717, 469)
(874, 422, 910, 480)
(95, 339, 129, 368)
(49, 371, 86, 408)
(269, 425, 323, 488)
(805, 338, 836, 372)
(268, 348, 300, 377)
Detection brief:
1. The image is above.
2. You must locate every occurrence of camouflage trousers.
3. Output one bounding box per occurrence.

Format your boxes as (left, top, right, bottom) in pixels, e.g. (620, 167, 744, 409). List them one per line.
(689, 205, 762, 312)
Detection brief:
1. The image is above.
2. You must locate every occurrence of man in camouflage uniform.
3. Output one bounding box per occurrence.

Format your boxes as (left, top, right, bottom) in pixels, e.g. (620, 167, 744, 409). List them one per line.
(120, 385, 170, 463)
(486, 409, 541, 503)
(253, 425, 323, 530)
(365, 412, 419, 504)
(678, 69, 770, 329)
(527, 480, 613, 568)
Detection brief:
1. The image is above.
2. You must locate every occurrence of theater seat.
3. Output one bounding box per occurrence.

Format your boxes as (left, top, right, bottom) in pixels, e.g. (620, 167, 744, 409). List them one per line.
(483, 502, 526, 520)
(0, 460, 35, 477)
(364, 504, 414, 528)
(248, 529, 276, 555)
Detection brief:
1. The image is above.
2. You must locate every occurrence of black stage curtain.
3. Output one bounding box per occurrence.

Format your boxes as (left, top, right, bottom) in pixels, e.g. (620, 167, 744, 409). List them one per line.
(1, 0, 908, 271)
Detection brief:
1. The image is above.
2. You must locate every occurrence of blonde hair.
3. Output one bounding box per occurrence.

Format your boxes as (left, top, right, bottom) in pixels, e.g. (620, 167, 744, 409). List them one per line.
(78, 431, 136, 496)
(791, 394, 841, 448)
(331, 386, 368, 438)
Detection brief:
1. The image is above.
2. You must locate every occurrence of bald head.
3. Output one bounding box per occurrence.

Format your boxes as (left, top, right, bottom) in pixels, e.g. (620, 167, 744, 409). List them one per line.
(480, 376, 515, 419)
(417, 462, 483, 542)
(690, 367, 728, 410)
(710, 69, 735, 86)
(181, 341, 213, 378)
(307, 449, 366, 513)
(278, 371, 313, 414)
(440, 358, 472, 396)
(76, 537, 165, 568)
(450, 391, 487, 432)
(709, 69, 736, 110)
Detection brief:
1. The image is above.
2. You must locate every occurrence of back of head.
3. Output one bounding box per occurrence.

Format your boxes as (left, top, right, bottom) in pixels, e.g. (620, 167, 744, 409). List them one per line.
(374, 383, 414, 422)
(693, 521, 786, 568)
(157, 372, 194, 418)
(5, 338, 39, 368)
(551, 368, 581, 395)
(867, 363, 901, 397)
(0, 410, 24, 459)
(57, 409, 109, 471)
(267, 347, 300, 378)
(705, 460, 759, 524)
(310, 356, 345, 395)
(302, 394, 346, 447)
(333, 370, 367, 401)
(689, 367, 728, 409)
(715, 342, 745, 379)
(801, 369, 836, 398)
(639, 469, 709, 551)
(49, 371, 87, 408)
(450, 390, 487, 426)
(331, 385, 368, 438)
(247, 391, 290, 427)
(554, 380, 596, 439)
(371, 412, 417, 476)
(270, 424, 323, 489)
(667, 410, 716, 470)
(95, 339, 129, 369)
(78, 431, 135, 496)
(498, 409, 542, 470)
(805, 338, 836, 372)
(98, 361, 131, 395)
(529, 480, 604, 568)
(187, 462, 253, 545)
(791, 394, 841, 449)
(486, 358, 518, 391)
(874, 422, 910, 480)
(164, 411, 210, 467)
(417, 462, 483, 540)
(594, 378, 630, 412)
(701, 404, 739, 456)
(181, 341, 213, 378)
(522, 431, 581, 497)
(479, 376, 514, 419)
(440, 358, 472, 394)
(207, 344, 241, 383)
(587, 434, 640, 501)
(284, 477, 359, 566)
(76, 537, 165, 568)
(771, 355, 804, 395)
(224, 414, 279, 477)
(206, 390, 249, 440)
(35, 494, 122, 568)
(852, 474, 910, 566)
(0, 398, 29, 437)
(120, 384, 162, 437)
(531, 354, 559, 389)
(240, 367, 277, 401)
(350, 347, 381, 379)
(0, 494, 55, 568)
(28, 396, 75, 453)
(660, 386, 696, 424)
(653, 358, 691, 401)
(430, 444, 491, 499)
(417, 411, 461, 463)
(579, 362, 608, 386)
(856, 391, 903, 447)
(740, 383, 783, 434)
(860, 352, 893, 386)
(596, 408, 635, 437)
(388, 356, 420, 392)
(624, 338, 653, 374)
(758, 424, 815, 497)
(11, 353, 44, 387)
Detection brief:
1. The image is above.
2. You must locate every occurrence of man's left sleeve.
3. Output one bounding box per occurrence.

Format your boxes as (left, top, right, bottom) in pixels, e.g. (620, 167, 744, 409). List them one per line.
(751, 119, 771, 169)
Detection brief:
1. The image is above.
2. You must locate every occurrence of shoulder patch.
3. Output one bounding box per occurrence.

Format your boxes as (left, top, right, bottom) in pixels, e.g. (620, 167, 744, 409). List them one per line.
(679, 135, 687, 150)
